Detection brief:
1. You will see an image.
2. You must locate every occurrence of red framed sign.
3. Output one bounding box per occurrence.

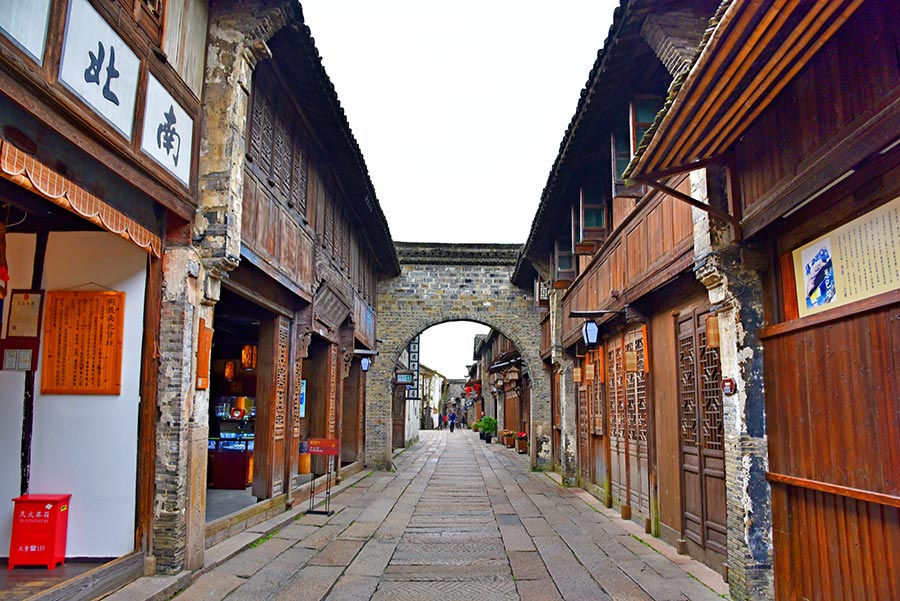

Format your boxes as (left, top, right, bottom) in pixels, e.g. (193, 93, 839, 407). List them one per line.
(307, 438, 339, 456)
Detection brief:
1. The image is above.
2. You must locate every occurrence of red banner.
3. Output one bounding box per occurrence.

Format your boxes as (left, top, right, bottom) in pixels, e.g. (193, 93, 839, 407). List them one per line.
(307, 438, 339, 456)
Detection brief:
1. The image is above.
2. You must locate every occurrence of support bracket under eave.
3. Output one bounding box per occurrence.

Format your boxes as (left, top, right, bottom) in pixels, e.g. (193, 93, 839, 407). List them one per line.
(637, 176, 742, 241)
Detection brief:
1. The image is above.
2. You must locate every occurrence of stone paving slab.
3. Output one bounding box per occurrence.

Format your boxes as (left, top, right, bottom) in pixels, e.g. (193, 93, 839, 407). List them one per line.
(507, 550, 551, 581)
(344, 539, 398, 576)
(152, 430, 729, 601)
(272, 565, 344, 601)
(371, 579, 518, 601)
(516, 578, 564, 601)
(323, 574, 380, 601)
(307, 538, 365, 566)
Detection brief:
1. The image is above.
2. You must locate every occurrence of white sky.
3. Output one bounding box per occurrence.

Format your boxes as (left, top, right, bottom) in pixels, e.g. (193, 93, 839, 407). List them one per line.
(418, 321, 488, 379)
(301, 0, 618, 244)
(300, 1, 618, 377)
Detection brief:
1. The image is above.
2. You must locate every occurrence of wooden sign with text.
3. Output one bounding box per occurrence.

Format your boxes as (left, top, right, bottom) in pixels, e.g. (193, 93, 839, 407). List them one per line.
(307, 438, 339, 456)
(41, 291, 124, 395)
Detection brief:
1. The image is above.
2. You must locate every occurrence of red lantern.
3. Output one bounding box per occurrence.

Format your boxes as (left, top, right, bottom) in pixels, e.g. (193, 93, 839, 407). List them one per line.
(465, 386, 472, 397)
(474, 383, 481, 393)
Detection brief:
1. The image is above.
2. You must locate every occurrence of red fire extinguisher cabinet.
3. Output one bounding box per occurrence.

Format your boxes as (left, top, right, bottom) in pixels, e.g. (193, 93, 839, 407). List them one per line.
(8, 494, 72, 570)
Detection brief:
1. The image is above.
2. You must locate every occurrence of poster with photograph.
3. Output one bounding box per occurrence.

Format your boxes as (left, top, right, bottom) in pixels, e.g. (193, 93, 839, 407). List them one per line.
(793, 195, 900, 317)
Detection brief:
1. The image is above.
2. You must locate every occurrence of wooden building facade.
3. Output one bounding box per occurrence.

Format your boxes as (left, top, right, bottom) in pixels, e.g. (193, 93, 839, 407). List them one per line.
(628, 0, 900, 598)
(0, 0, 208, 594)
(0, 0, 398, 592)
(515, 0, 729, 582)
(195, 0, 398, 566)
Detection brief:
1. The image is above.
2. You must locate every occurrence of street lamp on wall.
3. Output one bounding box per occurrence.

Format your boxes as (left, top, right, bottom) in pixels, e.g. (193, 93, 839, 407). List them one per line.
(581, 321, 600, 346)
(361, 357, 372, 372)
(572, 305, 631, 347)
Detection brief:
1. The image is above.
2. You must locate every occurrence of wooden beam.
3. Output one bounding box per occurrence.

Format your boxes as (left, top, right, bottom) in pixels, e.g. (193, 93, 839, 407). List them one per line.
(642, 178, 737, 226)
(768, 471, 900, 509)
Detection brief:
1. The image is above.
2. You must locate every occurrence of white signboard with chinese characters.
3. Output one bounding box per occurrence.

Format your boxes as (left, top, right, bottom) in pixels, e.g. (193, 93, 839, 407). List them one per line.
(58, 0, 139, 140)
(141, 74, 194, 186)
(0, 0, 51, 64)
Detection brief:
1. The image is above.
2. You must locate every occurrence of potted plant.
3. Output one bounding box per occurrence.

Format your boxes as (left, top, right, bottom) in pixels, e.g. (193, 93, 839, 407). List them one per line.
(503, 429, 515, 448)
(479, 417, 497, 443)
(515, 431, 528, 454)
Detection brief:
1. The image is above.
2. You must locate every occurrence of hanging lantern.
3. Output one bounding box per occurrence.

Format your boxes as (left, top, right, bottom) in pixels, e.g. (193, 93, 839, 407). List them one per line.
(573, 367, 582, 383)
(224, 359, 236, 381)
(241, 344, 258, 370)
(584, 362, 595, 382)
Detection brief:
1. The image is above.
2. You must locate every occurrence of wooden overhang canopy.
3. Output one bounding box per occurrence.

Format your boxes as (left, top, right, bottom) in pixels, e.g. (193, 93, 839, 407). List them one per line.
(626, 0, 865, 185)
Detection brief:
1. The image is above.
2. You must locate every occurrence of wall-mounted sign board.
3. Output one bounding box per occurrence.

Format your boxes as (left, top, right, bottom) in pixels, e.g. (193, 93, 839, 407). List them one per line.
(792, 195, 900, 317)
(41, 290, 124, 395)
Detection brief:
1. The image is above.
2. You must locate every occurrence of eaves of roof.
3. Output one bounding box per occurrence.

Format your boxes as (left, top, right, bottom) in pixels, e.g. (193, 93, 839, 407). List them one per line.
(626, 0, 865, 181)
(268, 10, 400, 277)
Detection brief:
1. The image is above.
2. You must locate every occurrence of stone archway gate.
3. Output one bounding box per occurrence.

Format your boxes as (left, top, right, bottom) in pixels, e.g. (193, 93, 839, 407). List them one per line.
(365, 242, 550, 470)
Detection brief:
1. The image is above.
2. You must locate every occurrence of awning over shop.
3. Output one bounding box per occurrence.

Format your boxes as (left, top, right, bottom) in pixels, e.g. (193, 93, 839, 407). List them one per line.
(0, 140, 161, 257)
(627, 0, 865, 181)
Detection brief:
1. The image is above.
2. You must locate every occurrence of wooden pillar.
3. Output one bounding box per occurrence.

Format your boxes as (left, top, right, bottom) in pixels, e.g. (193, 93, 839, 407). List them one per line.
(252, 315, 290, 499)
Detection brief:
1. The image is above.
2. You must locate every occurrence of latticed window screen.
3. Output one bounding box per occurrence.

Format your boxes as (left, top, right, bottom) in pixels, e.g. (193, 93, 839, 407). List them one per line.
(590, 352, 604, 434)
(678, 312, 722, 451)
(608, 346, 625, 438)
(699, 329, 723, 451)
(578, 378, 590, 480)
(625, 330, 646, 443)
(678, 326, 698, 447)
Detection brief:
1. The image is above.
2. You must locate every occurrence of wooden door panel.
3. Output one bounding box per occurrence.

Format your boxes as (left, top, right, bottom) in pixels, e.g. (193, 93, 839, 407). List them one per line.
(273, 318, 290, 496)
(579, 386, 591, 482)
(592, 435, 606, 487)
(607, 341, 627, 505)
(678, 311, 726, 568)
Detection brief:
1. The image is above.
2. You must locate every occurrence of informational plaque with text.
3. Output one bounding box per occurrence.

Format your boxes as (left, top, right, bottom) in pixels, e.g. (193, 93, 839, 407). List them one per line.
(792, 195, 900, 317)
(41, 290, 124, 395)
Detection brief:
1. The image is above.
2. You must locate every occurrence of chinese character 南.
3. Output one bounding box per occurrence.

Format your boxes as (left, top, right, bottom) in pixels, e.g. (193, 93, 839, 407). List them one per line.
(156, 105, 181, 166)
(83, 41, 120, 105)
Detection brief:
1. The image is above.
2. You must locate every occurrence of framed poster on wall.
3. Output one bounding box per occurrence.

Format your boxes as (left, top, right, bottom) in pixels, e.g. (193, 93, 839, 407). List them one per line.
(0, 289, 44, 371)
(792, 195, 900, 317)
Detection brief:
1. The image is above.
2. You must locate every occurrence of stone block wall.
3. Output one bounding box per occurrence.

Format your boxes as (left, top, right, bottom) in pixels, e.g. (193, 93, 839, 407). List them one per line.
(369, 243, 549, 470)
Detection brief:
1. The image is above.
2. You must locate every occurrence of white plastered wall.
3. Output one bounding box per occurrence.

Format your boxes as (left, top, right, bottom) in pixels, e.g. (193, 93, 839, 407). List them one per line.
(0, 231, 145, 557)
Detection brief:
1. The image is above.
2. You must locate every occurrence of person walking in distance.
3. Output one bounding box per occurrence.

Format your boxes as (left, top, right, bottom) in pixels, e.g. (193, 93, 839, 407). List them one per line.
(449, 411, 457, 433)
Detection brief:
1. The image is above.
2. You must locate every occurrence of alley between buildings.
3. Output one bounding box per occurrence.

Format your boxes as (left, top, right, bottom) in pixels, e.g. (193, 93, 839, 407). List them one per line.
(115, 430, 727, 601)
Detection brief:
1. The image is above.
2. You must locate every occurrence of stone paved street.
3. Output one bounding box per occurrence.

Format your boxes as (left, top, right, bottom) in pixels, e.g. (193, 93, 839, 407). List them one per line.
(148, 431, 728, 600)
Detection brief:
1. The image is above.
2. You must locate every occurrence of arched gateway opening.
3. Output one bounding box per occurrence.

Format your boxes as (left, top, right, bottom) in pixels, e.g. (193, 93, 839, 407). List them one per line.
(366, 243, 549, 470)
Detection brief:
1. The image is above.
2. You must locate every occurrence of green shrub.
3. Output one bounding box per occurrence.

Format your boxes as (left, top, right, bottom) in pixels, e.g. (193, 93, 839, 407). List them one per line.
(478, 416, 497, 434)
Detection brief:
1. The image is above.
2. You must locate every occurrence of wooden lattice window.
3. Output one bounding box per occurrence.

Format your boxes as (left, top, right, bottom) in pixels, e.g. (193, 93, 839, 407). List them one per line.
(678, 311, 722, 451)
(590, 350, 604, 434)
(698, 328, 723, 452)
(608, 346, 625, 438)
(678, 319, 698, 448)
